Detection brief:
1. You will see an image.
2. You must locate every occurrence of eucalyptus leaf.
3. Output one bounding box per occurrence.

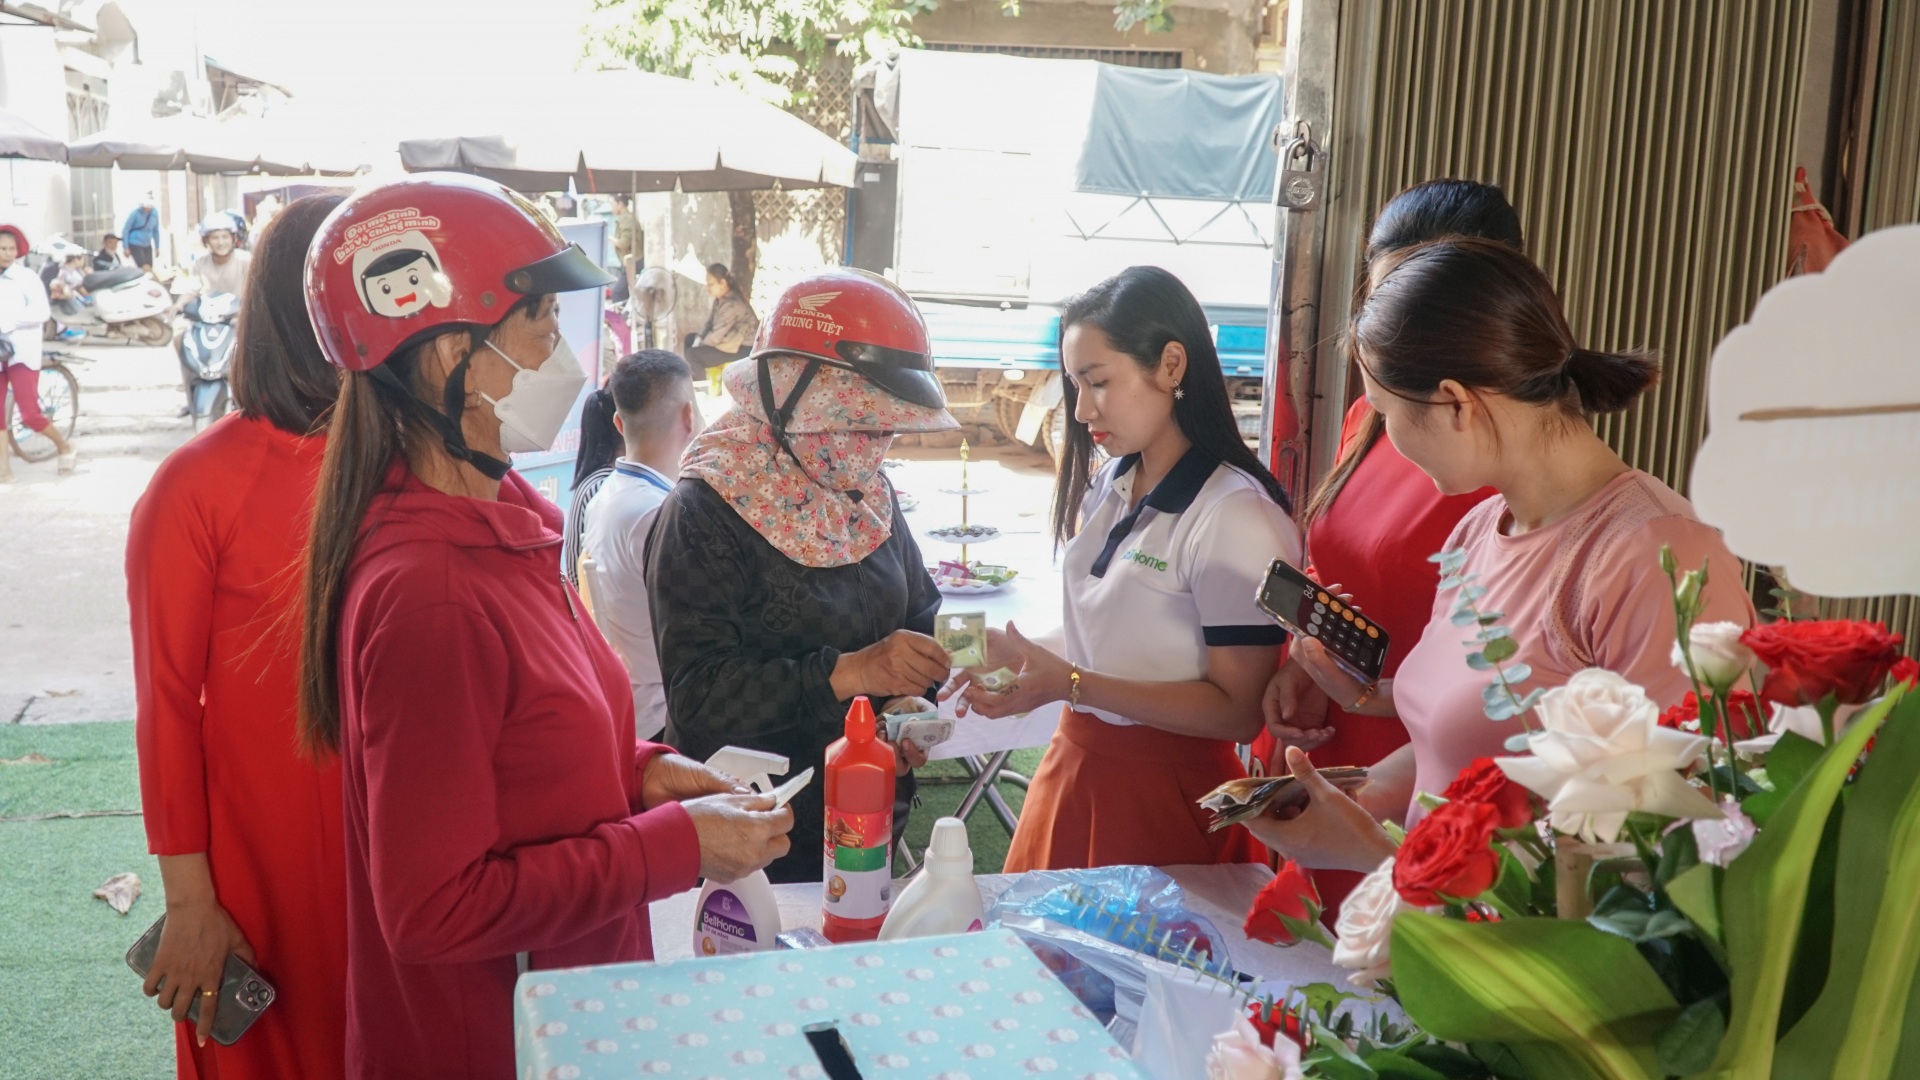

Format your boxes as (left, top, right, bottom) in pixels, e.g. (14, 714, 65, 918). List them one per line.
(1452, 608, 1482, 627)
(1505, 733, 1533, 752)
(1477, 611, 1507, 625)
(1482, 625, 1514, 640)
(1481, 637, 1519, 663)
(1484, 696, 1521, 722)
(1517, 688, 1546, 712)
(1464, 584, 1488, 601)
(1468, 652, 1496, 671)
(1503, 662, 1533, 686)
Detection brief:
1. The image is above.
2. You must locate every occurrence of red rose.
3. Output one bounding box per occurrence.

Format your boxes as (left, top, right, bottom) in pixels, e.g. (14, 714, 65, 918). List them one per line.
(1658, 690, 1766, 744)
(1242, 859, 1325, 946)
(1394, 800, 1501, 907)
(1893, 656, 1919, 688)
(1439, 757, 1535, 829)
(1741, 620, 1905, 706)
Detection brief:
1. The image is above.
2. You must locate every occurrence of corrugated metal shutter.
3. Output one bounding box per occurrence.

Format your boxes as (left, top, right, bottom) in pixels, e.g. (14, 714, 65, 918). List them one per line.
(1860, 0, 1920, 231)
(1329, 0, 1808, 492)
(1305, 0, 1915, 651)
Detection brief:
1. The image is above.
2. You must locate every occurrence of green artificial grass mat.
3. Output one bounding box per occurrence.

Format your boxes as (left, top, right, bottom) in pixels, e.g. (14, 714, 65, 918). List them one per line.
(0, 721, 1045, 1076)
(1, 722, 172, 1079)
(899, 748, 1044, 875)
(0, 719, 144, 819)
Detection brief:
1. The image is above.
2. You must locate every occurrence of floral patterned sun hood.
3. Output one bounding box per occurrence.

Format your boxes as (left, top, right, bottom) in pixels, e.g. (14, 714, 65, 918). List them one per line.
(680, 356, 958, 568)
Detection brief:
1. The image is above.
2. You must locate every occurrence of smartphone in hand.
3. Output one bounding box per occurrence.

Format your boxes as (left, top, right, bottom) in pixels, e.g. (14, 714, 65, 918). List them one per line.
(1256, 559, 1391, 684)
(126, 915, 275, 1046)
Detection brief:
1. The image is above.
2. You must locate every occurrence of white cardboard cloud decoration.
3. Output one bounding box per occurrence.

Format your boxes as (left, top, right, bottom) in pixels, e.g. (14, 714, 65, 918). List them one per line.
(1690, 223, 1920, 598)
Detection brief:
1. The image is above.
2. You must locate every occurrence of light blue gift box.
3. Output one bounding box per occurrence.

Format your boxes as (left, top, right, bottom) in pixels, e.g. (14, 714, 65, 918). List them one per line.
(513, 928, 1146, 1078)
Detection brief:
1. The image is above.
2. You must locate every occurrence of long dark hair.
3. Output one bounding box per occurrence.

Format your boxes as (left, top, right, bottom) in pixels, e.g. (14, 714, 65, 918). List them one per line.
(706, 262, 737, 295)
(1301, 180, 1527, 525)
(1051, 266, 1290, 545)
(231, 194, 345, 434)
(1353, 238, 1658, 424)
(572, 387, 620, 488)
(297, 341, 439, 755)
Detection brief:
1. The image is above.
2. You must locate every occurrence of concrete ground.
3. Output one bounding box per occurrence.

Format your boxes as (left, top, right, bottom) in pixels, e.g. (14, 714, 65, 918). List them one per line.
(1, 342, 194, 726)
(0, 346, 1065, 729)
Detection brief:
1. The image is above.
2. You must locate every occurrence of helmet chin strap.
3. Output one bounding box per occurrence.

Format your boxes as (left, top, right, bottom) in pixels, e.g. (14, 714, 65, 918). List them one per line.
(371, 331, 512, 481)
(756, 357, 863, 503)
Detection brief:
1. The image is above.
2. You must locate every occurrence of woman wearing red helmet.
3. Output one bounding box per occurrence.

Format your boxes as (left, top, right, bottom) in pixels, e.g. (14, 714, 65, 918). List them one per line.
(646, 266, 956, 884)
(295, 174, 792, 1078)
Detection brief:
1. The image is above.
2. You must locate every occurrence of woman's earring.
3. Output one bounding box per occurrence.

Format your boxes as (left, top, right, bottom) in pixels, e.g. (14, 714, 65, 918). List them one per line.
(1173, 385, 1186, 401)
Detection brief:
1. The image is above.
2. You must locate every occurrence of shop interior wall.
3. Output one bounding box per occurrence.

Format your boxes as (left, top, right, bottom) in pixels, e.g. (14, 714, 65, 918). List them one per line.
(1306, 0, 1916, 650)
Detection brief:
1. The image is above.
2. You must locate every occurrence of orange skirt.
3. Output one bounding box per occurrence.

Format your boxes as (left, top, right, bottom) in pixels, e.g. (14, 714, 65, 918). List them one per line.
(1003, 707, 1263, 873)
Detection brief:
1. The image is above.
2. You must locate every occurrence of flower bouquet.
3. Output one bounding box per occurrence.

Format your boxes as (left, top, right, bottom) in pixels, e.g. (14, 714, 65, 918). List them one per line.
(1259, 546, 1918, 1080)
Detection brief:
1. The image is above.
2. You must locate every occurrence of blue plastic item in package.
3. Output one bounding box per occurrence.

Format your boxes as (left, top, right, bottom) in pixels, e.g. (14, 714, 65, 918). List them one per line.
(986, 866, 1237, 1036)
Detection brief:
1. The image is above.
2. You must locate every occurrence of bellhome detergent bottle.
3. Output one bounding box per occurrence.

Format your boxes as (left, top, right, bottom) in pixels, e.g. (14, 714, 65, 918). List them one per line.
(690, 746, 788, 956)
(822, 696, 896, 943)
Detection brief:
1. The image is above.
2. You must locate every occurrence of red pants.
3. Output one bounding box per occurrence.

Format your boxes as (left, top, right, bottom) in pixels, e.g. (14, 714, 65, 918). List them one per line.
(4, 362, 48, 432)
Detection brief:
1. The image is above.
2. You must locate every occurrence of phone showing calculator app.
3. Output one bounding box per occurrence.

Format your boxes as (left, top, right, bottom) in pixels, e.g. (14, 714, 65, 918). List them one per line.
(1256, 559, 1390, 684)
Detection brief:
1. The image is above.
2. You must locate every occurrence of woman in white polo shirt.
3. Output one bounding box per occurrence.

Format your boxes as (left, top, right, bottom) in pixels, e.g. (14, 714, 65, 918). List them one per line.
(945, 266, 1302, 871)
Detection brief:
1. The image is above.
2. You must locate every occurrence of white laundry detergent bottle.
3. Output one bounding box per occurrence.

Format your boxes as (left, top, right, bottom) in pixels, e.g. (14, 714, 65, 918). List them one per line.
(878, 817, 986, 940)
(690, 747, 787, 957)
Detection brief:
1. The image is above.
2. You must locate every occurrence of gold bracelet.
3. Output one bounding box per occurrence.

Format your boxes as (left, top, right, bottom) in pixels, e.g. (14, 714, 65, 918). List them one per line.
(1069, 666, 1083, 710)
(1350, 681, 1378, 712)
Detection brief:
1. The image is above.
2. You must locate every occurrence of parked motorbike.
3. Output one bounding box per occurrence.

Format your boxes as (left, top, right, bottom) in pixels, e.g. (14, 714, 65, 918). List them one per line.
(176, 292, 239, 430)
(46, 265, 174, 346)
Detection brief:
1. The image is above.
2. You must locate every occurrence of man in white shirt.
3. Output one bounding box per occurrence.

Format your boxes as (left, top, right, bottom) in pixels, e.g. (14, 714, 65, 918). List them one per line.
(581, 349, 703, 740)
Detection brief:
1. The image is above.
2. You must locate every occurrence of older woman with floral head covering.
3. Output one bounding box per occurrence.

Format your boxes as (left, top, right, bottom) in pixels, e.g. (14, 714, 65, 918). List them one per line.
(646, 267, 958, 884)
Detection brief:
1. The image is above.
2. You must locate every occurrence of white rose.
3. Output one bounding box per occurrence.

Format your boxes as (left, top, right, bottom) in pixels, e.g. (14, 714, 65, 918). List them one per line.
(1205, 1014, 1303, 1080)
(1692, 799, 1757, 867)
(1671, 621, 1757, 691)
(1330, 856, 1407, 991)
(1496, 669, 1721, 843)
(1732, 699, 1866, 755)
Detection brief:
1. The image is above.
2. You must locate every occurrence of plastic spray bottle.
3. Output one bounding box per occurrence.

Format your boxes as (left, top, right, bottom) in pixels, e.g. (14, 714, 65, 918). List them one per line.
(690, 746, 788, 957)
(879, 817, 986, 940)
(821, 696, 896, 943)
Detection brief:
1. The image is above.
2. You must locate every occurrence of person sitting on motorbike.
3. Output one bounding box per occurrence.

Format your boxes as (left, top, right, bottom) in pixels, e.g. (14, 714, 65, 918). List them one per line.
(185, 213, 252, 300)
(49, 253, 88, 301)
(94, 232, 127, 272)
(174, 214, 253, 416)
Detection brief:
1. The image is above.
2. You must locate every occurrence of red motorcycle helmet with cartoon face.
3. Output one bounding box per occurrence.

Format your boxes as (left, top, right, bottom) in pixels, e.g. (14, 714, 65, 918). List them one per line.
(304, 172, 609, 372)
(749, 266, 944, 410)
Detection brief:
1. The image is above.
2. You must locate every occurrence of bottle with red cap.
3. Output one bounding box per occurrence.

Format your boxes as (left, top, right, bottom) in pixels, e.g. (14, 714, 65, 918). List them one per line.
(821, 696, 896, 943)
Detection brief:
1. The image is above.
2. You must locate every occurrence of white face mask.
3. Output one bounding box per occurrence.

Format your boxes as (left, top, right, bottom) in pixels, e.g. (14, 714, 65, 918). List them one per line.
(479, 337, 587, 454)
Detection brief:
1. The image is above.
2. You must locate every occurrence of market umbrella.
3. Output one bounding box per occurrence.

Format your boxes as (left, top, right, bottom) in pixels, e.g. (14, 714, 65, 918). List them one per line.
(67, 113, 366, 176)
(395, 70, 857, 193)
(0, 108, 68, 162)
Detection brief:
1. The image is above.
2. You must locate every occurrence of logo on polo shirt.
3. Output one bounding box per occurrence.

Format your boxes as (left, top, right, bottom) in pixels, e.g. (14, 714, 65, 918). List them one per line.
(1121, 548, 1169, 572)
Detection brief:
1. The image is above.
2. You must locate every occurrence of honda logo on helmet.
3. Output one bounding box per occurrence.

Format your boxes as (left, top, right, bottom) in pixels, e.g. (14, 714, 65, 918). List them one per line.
(780, 291, 844, 336)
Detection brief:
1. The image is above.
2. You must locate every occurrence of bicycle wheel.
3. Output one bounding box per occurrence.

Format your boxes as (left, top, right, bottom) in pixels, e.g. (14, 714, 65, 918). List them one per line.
(7, 360, 79, 463)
